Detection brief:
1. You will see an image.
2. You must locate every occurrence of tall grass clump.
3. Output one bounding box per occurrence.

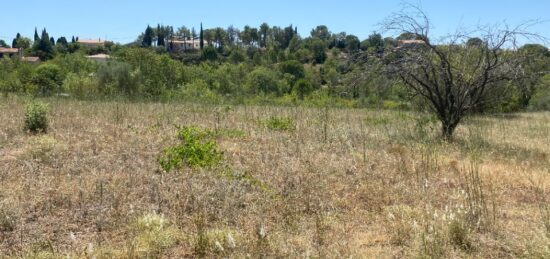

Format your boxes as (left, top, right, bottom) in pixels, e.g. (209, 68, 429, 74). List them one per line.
(262, 116, 296, 131)
(158, 126, 222, 172)
(24, 100, 49, 133)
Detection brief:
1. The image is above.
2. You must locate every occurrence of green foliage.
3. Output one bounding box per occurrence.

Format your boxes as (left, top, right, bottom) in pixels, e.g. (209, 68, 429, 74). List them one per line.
(24, 100, 49, 133)
(294, 78, 313, 100)
(158, 126, 222, 172)
(202, 46, 218, 61)
(262, 116, 296, 131)
(32, 64, 65, 95)
(246, 67, 285, 95)
(96, 61, 141, 95)
(279, 60, 305, 87)
(228, 47, 246, 63)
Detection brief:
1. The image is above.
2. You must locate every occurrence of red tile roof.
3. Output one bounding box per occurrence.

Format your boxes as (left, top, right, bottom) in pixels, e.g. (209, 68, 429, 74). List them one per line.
(0, 47, 19, 53)
(78, 39, 105, 44)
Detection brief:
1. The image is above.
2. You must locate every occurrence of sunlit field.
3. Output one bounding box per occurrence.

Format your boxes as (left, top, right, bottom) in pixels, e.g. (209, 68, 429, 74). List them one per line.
(1, 96, 549, 258)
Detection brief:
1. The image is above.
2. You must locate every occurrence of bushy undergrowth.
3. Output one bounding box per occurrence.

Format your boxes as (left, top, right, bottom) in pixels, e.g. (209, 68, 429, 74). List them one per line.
(158, 126, 222, 172)
(24, 100, 49, 133)
(262, 116, 296, 131)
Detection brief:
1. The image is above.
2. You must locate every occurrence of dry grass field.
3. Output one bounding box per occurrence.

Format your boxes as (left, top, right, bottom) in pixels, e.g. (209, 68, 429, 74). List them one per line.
(0, 95, 549, 258)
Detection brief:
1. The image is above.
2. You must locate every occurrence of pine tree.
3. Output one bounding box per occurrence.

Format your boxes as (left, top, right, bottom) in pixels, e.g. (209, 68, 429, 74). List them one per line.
(71, 36, 75, 43)
(200, 23, 204, 50)
(50, 37, 55, 46)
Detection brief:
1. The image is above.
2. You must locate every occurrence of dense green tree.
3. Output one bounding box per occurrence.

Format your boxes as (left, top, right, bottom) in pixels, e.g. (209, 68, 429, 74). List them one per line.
(0, 40, 9, 48)
(345, 35, 360, 53)
(56, 37, 68, 47)
(279, 60, 305, 88)
(228, 47, 246, 63)
(33, 28, 55, 60)
(201, 45, 218, 61)
(32, 63, 65, 95)
(246, 67, 283, 95)
(259, 23, 270, 47)
(305, 38, 327, 64)
(361, 33, 384, 53)
(142, 25, 154, 47)
(310, 25, 331, 41)
(516, 44, 550, 107)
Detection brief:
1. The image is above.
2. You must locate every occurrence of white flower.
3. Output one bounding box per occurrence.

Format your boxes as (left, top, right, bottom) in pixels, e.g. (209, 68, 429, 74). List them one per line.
(214, 241, 224, 252)
(226, 233, 236, 249)
(87, 243, 94, 254)
(257, 225, 267, 239)
(69, 232, 76, 242)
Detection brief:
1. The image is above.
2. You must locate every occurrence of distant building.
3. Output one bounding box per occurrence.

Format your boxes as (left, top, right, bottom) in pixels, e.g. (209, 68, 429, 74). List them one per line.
(0, 47, 21, 58)
(168, 38, 208, 51)
(21, 56, 40, 63)
(86, 53, 110, 62)
(397, 40, 427, 49)
(78, 39, 105, 48)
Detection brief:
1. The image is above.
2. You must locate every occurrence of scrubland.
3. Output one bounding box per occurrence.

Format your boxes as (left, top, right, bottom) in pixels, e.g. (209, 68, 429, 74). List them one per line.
(0, 96, 549, 258)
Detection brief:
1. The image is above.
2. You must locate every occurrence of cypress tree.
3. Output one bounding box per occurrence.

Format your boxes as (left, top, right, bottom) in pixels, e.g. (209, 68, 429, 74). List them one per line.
(50, 37, 55, 46)
(200, 23, 204, 50)
(34, 27, 39, 42)
(71, 36, 75, 43)
(142, 25, 153, 47)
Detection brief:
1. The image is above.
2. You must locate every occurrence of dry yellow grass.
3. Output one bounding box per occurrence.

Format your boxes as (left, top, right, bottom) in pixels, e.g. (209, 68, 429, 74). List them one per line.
(0, 96, 549, 258)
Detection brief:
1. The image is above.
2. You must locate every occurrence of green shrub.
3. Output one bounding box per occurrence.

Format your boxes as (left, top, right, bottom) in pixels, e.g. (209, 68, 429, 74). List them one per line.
(158, 126, 222, 172)
(32, 64, 65, 96)
(246, 67, 284, 95)
(294, 78, 313, 100)
(24, 101, 49, 133)
(262, 116, 296, 131)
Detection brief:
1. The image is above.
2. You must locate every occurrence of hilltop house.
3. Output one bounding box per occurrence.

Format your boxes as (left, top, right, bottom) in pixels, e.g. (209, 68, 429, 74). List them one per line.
(0, 47, 39, 62)
(396, 39, 427, 49)
(168, 38, 208, 51)
(0, 47, 21, 58)
(78, 39, 105, 48)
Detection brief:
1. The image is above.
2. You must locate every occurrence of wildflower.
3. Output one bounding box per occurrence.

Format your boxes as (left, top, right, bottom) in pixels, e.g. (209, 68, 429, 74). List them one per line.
(226, 233, 236, 249)
(214, 241, 224, 252)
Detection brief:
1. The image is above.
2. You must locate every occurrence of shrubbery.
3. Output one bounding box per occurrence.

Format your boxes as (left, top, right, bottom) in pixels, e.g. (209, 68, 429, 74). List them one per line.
(158, 126, 222, 172)
(24, 100, 49, 133)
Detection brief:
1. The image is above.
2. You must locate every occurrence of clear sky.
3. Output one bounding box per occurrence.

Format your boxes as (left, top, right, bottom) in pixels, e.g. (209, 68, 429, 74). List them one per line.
(0, 0, 548, 44)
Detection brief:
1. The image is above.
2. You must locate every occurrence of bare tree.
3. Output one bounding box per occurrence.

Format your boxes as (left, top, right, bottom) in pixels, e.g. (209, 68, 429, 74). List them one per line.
(375, 3, 545, 140)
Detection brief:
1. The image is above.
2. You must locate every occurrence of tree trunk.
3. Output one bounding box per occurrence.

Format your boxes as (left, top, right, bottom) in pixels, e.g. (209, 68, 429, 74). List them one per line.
(441, 119, 459, 141)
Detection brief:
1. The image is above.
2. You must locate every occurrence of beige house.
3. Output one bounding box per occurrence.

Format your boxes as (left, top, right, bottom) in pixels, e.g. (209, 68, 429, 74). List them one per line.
(78, 39, 105, 48)
(168, 39, 208, 51)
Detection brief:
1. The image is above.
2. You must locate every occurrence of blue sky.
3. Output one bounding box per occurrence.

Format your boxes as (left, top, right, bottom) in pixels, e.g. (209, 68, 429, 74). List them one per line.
(0, 0, 548, 44)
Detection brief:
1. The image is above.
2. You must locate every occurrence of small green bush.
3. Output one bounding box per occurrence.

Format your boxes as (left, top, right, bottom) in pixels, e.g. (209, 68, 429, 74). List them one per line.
(158, 126, 222, 172)
(24, 101, 49, 133)
(263, 116, 296, 131)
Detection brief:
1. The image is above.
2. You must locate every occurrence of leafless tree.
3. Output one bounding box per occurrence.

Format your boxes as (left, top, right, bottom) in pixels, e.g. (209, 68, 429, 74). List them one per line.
(376, 3, 545, 139)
